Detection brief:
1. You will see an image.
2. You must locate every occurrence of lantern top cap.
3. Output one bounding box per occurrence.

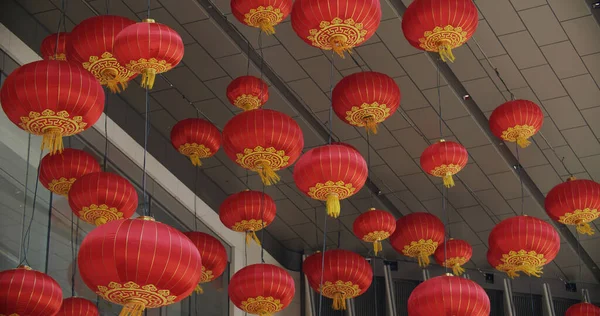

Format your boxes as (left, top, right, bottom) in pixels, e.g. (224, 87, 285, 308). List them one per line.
(17, 265, 32, 270)
(137, 216, 156, 221)
(439, 139, 446, 143)
(143, 18, 156, 23)
(444, 273, 454, 277)
(567, 176, 577, 181)
(369, 207, 376, 211)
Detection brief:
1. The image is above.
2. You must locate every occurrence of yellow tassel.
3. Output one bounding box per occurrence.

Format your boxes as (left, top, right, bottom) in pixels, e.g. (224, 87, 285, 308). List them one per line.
(326, 193, 341, 218)
(241, 102, 256, 111)
(246, 231, 261, 245)
(257, 161, 280, 186)
(41, 128, 64, 155)
(332, 292, 347, 310)
(258, 311, 273, 316)
(576, 222, 595, 236)
(364, 116, 378, 134)
(507, 264, 543, 278)
(417, 253, 431, 267)
(190, 155, 202, 167)
(95, 217, 108, 226)
(516, 136, 531, 148)
(102, 68, 127, 93)
(452, 263, 465, 276)
(330, 36, 352, 59)
(258, 19, 276, 35)
(443, 172, 455, 188)
(141, 68, 157, 89)
(373, 240, 383, 255)
(119, 301, 145, 316)
(194, 284, 204, 294)
(438, 43, 455, 63)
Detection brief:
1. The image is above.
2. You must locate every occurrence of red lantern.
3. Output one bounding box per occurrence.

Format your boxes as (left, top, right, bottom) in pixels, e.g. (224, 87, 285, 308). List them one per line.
(78, 217, 202, 315)
(68, 15, 137, 93)
(420, 140, 468, 188)
(229, 264, 295, 315)
(56, 297, 99, 316)
(68, 172, 138, 226)
(182, 232, 228, 294)
(402, 0, 478, 62)
(39, 148, 101, 196)
(488, 215, 560, 278)
(170, 118, 221, 167)
(113, 19, 184, 89)
(41, 32, 69, 61)
(433, 239, 472, 276)
(332, 72, 400, 134)
(219, 190, 276, 245)
(231, 0, 292, 34)
(352, 208, 396, 255)
(545, 177, 600, 236)
(408, 275, 490, 316)
(222, 109, 304, 185)
(291, 0, 381, 57)
(226, 76, 269, 111)
(389, 212, 445, 267)
(294, 144, 368, 218)
(566, 303, 600, 316)
(303, 249, 372, 310)
(489, 99, 544, 148)
(0, 266, 63, 316)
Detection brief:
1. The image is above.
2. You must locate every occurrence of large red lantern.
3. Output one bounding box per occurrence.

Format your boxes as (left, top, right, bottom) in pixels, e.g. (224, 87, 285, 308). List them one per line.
(231, 0, 292, 34)
(352, 208, 396, 255)
(0, 266, 63, 316)
(39, 148, 101, 196)
(68, 171, 139, 226)
(389, 212, 445, 267)
(408, 275, 490, 316)
(0, 60, 104, 154)
(113, 19, 184, 89)
(68, 15, 137, 93)
(229, 264, 295, 315)
(488, 215, 560, 278)
(566, 303, 600, 316)
(78, 217, 202, 315)
(170, 118, 221, 167)
(420, 140, 468, 188)
(183, 232, 228, 294)
(545, 177, 600, 236)
(222, 109, 304, 185)
(41, 32, 69, 61)
(489, 99, 544, 148)
(219, 190, 276, 245)
(303, 250, 372, 310)
(56, 297, 99, 316)
(294, 144, 368, 218)
(226, 76, 269, 111)
(433, 239, 472, 276)
(291, 0, 381, 57)
(402, 0, 479, 62)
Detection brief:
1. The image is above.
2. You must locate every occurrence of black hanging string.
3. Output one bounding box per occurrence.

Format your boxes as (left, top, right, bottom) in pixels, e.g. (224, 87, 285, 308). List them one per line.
(246, 40, 251, 76)
(43, 191, 53, 274)
(18, 135, 32, 264)
(435, 58, 450, 274)
(54, 0, 67, 58)
(260, 183, 266, 263)
(515, 145, 525, 216)
(327, 52, 334, 144)
(19, 151, 43, 267)
(70, 212, 80, 297)
(317, 208, 328, 316)
(372, 259, 378, 316)
(102, 0, 111, 171)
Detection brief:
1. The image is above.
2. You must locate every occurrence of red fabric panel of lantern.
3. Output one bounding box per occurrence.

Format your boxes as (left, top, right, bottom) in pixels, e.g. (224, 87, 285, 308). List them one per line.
(231, 0, 292, 34)
(41, 32, 69, 61)
(420, 140, 468, 188)
(389, 212, 445, 267)
(0, 266, 63, 316)
(170, 118, 221, 167)
(219, 190, 276, 245)
(433, 239, 473, 276)
(39, 148, 101, 196)
(56, 297, 99, 316)
(183, 232, 228, 294)
(545, 177, 600, 236)
(489, 99, 544, 148)
(226, 76, 269, 111)
(566, 302, 600, 316)
(352, 208, 396, 255)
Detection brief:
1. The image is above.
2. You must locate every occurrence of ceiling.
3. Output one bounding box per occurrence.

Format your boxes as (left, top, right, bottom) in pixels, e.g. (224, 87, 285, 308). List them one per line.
(7, 0, 600, 285)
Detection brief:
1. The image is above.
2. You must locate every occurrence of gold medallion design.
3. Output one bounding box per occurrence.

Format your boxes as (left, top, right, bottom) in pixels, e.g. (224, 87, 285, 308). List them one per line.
(233, 94, 263, 111)
(320, 280, 361, 299)
(48, 177, 77, 196)
(125, 57, 172, 76)
(244, 6, 284, 34)
(19, 109, 86, 136)
(79, 204, 124, 226)
(200, 266, 214, 283)
(362, 231, 390, 243)
(418, 25, 467, 52)
(231, 219, 265, 232)
(308, 181, 356, 201)
(402, 239, 438, 258)
(558, 208, 599, 226)
(178, 143, 212, 159)
(83, 52, 136, 91)
(430, 164, 463, 178)
(495, 249, 546, 278)
(501, 124, 536, 147)
(241, 296, 283, 314)
(307, 18, 367, 52)
(50, 53, 67, 61)
(441, 256, 468, 268)
(235, 146, 290, 171)
(97, 281, 176, 308)
(344, 102, 391, 127)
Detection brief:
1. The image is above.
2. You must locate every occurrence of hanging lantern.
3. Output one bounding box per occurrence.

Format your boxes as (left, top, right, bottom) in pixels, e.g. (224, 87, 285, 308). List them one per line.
(170, 118, 221, 167)
(40, 32, 69, 60)
(231, 0, 292, 34)
(408, 275, 490, 315)
(56, 297, 99, 316)
(229, 264, 295, 315)
(332, 72, 400, 134)
(545, 177, 600, 236)
(113, 19, 184, 89)
(489, 99, 544, 148)
(68, 15, 137, 93)
(226, 76, 269, 111)
(291, 0, 381, 57)
(39, 148, 101, 196)
(78, 217, 202, 315)
(219, 190, 276, 245)
(420, 139, 468, 188)
(68, 171, 138, 226)
(0, 265, 63, 316)
(222, 109, 304, 185)
(352, 208, 396, 255)
(566, 303, 600, 316)
(182, 232, 228, 294)
(0, 60, 105, 154)
(402, 0, 479, 62)
(303, 249, 372, 310)
(488, 215, 560, 278)
(433, 239, 472, 276)
(389, 212, 445, 267)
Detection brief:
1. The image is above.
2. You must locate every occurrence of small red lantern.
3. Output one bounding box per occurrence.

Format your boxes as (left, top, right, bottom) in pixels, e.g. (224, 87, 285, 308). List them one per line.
(352, 208, 396, 255)
(389, 212, 445, 267)
(0, 266, 63, 316)
(219, 190, 277, 245)
(226, 76, 269, 111)
(183, 232, 228, 294)
(39, 148, 101, 196)
(56, 297, 99, 316)
(229, 264, 295, 315)
(545, 177, 600, 236)
(489, 99, 544, 148)
(231, 0, 292, 34)
(40, 32, 69, 60)
(420, 140, 468, 188)
(170, 118, 221, 167)
(566, 302, 600, 316)
(433, 239, 472, 276)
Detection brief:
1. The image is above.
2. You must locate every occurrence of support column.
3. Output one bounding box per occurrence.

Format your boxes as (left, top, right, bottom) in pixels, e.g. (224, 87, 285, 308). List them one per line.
(503, 278, 516, 316)
(582, 288, 591, 303)
(383, 261, 398, 316)
(421, 269, 430, 281)
(303, 255, 315, 316)
(542, 283, 556, 316)
(345, 298, 356, 316)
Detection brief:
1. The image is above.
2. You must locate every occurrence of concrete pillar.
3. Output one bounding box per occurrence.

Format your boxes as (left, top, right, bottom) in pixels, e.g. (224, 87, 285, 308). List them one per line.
(542, 283, 556, 316)
(503, 278, 516, 316)
(383, 262, 398, 316)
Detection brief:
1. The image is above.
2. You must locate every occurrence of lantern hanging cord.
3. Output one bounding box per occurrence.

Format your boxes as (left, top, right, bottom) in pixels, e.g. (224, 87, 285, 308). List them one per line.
(17, 134, 32, 264)
(70, 213, 80, 297)
(105, 0, 109, 14)
(516, 144, 525, 216)
(54, 0, 67, 58)
(193, 166, 198, 231)
(260, 183, 266, 263)
(44, 191, 54, 274)
(317, 207, 329, 316)
(103, 89, 109, 171)
(142, 87, 150, 216)
(372, 258, 378, 316)
(437, 58, 443, 139)
(19, 150, 43, 267)
(367, 131, 373, 207)
(328, 51, 334, 144)
(471, 36, 515, 101)
(538, 132, 573, 178)
(146, 0, 151, 19)
(246, 40, 251, 76)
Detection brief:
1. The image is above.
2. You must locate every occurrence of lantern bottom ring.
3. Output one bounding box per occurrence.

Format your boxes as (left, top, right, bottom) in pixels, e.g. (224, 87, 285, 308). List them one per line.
(307, 17, 367, 57)
(241, 296, 283, 315)
(402, 239, 437, 266)
(501, 124, 536, 148)
(320, 280, 360, 300)
(48, 177, 76, 196)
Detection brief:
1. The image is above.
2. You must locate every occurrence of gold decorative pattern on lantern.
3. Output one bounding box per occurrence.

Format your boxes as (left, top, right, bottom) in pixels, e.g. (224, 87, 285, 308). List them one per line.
(244, 6, 284, 28)
(50, 53, 67, 61)
(307, 18, 367, 51)
(362, 231, 390, 243)
(429, 164, 463, 178)
(233, 94, 263, 111)
(418, 25, 467, 52)
(320, 280, 361, 299)
(500, 124, 536, 146)
(402, 239, 438, 266)
(558, 208, 599, 226)
(96, 281, 176, 308)
(496, 250, 546, 278)
(0, 313, 20, 316)
(178, 143, 212, 159)
(308, 181, 356, 201)
(83, 52, 136, 92)
(125, 58, 172, 75)
(200, 266, 214, 283)
(48, 177, 77, 196)
(344, 102, 391, 127)
(231, 219, 266, 232)
(441, 256, 468, 268)
(19, 109, 87, 136)
(236, 146, 290, 171)
(241, 296, 283, 314)
(79, 204, 124, 226)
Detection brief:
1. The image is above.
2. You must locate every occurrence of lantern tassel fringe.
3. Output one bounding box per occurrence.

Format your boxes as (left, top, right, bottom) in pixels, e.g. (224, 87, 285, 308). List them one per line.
(141, 68, 157, 89)
(506, 264, 543, 279)
(516, 136, 531, 148)
(443, 172, 455, 188)
(258, 19, 276, 35)
(42, 128, 64, 155)
(326, 193, 341, 218)
(258, 311, 273, 316)
(330, 36, 352, 59)
(364, 117, 378, 134)
(242, 102, 256, 111)
(119, 301, 145, 316)
(257, 161, 280, 185)
(438, 44, 455, 63)
(95, 217, 108, 226)
(102, 69, 127, 93)
(373, 240, 383, 255)
(576, 222, 595, 236)
(417, 253, 431, 267)
(332, 292, 347, 310)
(194, 284, 204, 294)
(246, 231, 261, 245)
(190, 155, 202, 167)
(452, 263, 465, 276)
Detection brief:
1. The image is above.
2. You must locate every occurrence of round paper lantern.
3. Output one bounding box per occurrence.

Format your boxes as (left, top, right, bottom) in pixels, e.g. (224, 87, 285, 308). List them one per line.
(566, 302, 600, 316)
(231, 0, 292, 34)
(332, 71, 400, 134)
(352, 208, 396, 255)
(303, 250, 372, 310)
(39, 148, 101, 196)
(226, 76, 269, 111)
(291, 0, 381, 57)
(219, 190, 276, 245)
(408, 275, 490, 316)
(420, 139, 468, 188)
(68, 171, 138, 226)
(41, 32, 69, 60)
(489, 99, 544, 148)
(545, 177, 600, 236)
(56, 297, 99, 316)
(171, 118, 221, 167)
(68, 15, 137, 93)
(229, 264, 295, 315)
(389, 212, 445, 267)
(488, 215, 560, 278)
(78, 217, 202, 315)
(113, 19, 184, 89)
(433, 239, 472, 276)
(0, 60, 104, 154)
(402, 0, 478, 62)
(222, 109, 304, 185)
(183, 232, 228, 294)
(0, 266, 63, 316)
